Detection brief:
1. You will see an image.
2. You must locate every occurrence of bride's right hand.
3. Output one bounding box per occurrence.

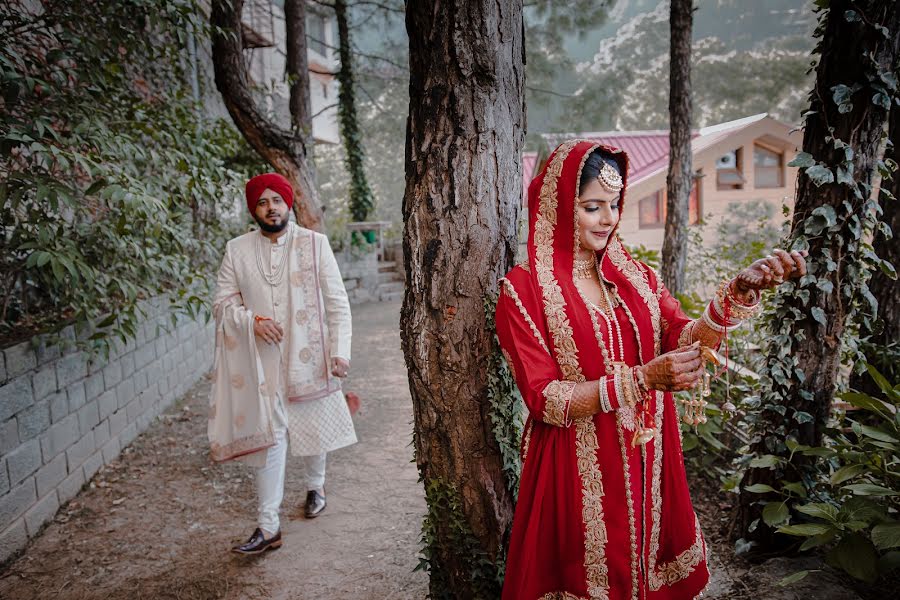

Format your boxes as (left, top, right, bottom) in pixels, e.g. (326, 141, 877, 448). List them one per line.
(639, 342, 704, 392)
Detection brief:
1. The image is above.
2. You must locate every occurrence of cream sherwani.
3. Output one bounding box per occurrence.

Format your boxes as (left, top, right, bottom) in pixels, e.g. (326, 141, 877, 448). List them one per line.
(208, 222, 356, 531)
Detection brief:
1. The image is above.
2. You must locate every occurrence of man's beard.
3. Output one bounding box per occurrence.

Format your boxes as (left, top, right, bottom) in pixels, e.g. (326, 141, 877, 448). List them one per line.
(254, 213, 289, 233)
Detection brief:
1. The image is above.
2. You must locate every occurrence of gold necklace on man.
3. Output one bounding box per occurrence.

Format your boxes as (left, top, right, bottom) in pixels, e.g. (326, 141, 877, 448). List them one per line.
(255, 225, 294, 287)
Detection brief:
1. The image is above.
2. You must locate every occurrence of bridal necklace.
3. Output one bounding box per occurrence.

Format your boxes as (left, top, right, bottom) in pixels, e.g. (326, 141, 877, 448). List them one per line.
(255, 225, 293, 286)
(573, 253, 597, 280)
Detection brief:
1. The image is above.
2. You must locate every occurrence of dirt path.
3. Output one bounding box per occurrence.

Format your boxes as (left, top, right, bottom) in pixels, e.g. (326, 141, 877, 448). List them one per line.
(0, 301, 428, 600)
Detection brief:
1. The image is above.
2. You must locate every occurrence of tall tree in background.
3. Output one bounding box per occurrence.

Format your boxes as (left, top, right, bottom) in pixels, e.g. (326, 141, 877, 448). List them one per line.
(401, 0, 525, 595)
(738, 0, 900, 544)
(660, 0, 694, 295)
(851, 107, 899, 395)
(210, 0, 323, 230)
(335, 0, 375, 222)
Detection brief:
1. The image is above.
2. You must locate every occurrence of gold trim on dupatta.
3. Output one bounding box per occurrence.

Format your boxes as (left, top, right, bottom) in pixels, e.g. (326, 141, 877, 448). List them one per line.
(534, 140, 610, 599)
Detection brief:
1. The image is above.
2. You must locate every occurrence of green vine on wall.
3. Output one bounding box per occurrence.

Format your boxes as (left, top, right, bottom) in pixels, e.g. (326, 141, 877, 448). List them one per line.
(335, 0, 375, 222)
(0, 0, 255, 356)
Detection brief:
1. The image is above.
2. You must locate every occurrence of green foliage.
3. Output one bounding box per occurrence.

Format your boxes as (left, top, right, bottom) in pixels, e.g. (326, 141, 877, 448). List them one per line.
(335, 0, 375, 222)
(484, 294, 525, 498)
(0, 0, 252, 355)
(750, 367, 900, 583)
(417, 478, 504, 599)
(745, 0, 899, 472)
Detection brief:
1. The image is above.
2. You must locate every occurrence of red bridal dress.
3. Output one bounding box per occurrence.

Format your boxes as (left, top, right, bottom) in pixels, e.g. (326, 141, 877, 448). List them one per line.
(497, 140, 710, 600)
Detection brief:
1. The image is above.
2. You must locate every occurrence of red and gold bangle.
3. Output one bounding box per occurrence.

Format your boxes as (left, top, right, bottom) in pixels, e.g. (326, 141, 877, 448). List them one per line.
(254, 315, 272, 323)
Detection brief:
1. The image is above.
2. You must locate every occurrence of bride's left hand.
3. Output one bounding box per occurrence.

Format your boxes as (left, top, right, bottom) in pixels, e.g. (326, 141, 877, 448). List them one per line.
(734, 249, 808, 293)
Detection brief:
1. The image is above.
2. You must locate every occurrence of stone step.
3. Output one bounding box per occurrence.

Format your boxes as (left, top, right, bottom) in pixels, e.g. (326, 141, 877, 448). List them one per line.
(376, 281, 405, 294)
(377, 261, 398, 273)
(376, 271, 404, 285)
(379, 290, 404, 303)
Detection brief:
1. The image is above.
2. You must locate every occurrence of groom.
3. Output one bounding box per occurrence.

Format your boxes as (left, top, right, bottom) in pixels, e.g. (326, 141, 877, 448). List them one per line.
(209, 173, 357, 555)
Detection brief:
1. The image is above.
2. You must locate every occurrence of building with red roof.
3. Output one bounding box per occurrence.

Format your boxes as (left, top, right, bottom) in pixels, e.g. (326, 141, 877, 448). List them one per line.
(522, 114, 802, 251)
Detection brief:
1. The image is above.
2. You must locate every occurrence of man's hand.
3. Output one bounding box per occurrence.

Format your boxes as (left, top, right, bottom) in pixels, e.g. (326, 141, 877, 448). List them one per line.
(254, 318, 284, 345)
(332, 357, 350, 378)
(639, 343, 704, 392)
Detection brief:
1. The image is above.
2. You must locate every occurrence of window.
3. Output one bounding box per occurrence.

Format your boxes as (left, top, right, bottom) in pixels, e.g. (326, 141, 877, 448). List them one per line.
(716, 148, 744, 190)
(689, 176, 701, 224)
(639, 191, 664, 229)
(307, 13, 328, 57)
(754, 144, 784, 188)
(638, 178, 701, 229)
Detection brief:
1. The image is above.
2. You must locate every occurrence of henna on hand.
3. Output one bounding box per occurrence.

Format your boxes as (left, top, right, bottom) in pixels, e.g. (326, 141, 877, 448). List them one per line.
(639, 343, 704, 392)
(567, 381, 603, 420)
(735, 248, 808, 292)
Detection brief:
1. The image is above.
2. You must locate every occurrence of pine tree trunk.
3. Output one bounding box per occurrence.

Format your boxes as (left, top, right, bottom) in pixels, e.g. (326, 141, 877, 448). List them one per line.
(850, 107, 900, 394)
(402, 0, 524, 596)
(335, 0, 375, 222)
(210, 0, 323, 230)
(660, 0, 693, 295)
(738, 0, 900, 546)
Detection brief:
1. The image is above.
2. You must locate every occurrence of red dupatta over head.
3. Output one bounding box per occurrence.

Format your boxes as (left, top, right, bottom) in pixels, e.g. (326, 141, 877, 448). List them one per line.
(525, 140, 658, 380)
(501, 140, 709, 599)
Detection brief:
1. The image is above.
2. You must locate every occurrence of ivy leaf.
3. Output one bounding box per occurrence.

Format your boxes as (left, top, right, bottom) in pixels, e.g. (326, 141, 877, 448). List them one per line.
(873, 93, 891, 110)
(836, 165, 855, 186)
(880, 71, 898, 92)
(879, 258, 897, 280)
(810, 307, 827, 326)
(805, 165, 835, 186)
(793, 411, 814, 424)
(788, 152, 815, 168)
(816, 279, 834, 294)
(832, 84, 854, 106)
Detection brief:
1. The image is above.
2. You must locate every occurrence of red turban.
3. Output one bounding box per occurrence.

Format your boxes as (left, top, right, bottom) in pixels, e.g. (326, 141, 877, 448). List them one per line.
(245, 173, 294, 214)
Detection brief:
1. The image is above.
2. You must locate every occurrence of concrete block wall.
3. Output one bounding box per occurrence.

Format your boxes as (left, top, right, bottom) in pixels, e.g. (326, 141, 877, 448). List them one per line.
(337, 251, 379, 304)
(0, 300, 214, 564)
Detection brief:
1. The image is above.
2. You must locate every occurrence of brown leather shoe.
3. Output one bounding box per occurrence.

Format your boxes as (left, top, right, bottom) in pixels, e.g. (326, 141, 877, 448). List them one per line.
(231, 528, 282, 555)
(304, 490, 326, 518)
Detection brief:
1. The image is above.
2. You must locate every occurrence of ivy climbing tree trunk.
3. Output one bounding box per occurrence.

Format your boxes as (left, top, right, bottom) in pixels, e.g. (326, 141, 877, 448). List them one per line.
(210, 0, 323, 230)
(401, 0, 524, 596)
(660, 0, 694, 295)
(850, 107, 900, 394)
(738, 0, 900, 546)
(335, 0, 375, 222)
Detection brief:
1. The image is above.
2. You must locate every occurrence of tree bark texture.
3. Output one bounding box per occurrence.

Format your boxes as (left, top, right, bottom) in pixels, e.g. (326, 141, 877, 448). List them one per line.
(402, 0, 525, 596)
(850, 106, 900, 394)
(738, 0, 900, 544)
(660, 0, 694, 296)
(210, 0, 323, 230)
